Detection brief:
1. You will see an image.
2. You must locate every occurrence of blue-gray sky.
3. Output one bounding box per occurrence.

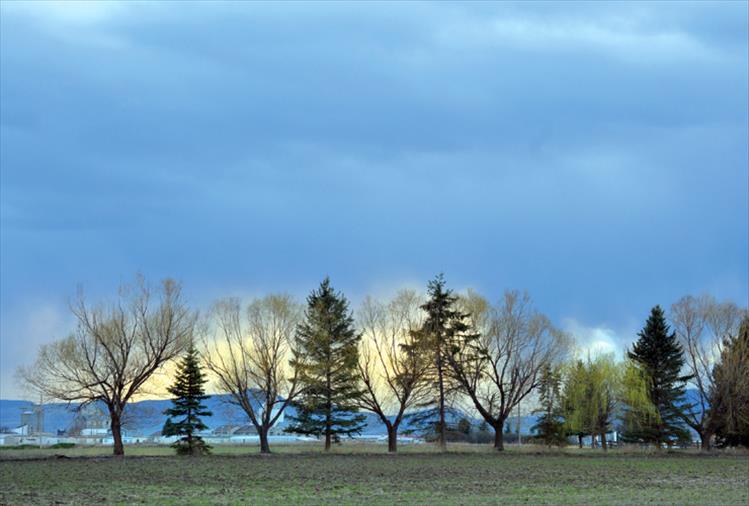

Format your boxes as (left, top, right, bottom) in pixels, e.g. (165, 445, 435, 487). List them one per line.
(1, 1, 747, 398)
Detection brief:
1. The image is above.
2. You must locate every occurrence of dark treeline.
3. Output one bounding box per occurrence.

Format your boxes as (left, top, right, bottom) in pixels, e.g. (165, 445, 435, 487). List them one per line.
(18, 274, 749, 455)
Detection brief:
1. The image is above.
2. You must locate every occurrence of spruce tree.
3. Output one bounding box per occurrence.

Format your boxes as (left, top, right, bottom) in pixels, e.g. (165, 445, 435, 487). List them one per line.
(161, 417, 176, 437)
(710, 316, 749, 448)
(164, 343, 212, 455)
(286, 278, 366, 450)
(408, 274, 479, 451)
(532, 363, 566, 447)
(624, 305, 691, 448)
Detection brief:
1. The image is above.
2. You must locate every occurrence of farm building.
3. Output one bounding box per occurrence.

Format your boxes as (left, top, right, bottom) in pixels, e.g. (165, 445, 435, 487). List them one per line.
(67, 404, 109, 436)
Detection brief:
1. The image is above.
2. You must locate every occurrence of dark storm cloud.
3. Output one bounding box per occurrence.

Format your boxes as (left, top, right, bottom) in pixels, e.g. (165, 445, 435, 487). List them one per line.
(1, 1, 747, 397)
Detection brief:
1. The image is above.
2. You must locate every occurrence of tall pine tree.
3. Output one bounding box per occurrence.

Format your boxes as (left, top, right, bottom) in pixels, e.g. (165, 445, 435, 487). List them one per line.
(408, 274, 479, 451)
(624, 305, 691, 448)
(531, 363, 566, 447)
(164, 343, 212, 455)
(286, 278, 366, 450)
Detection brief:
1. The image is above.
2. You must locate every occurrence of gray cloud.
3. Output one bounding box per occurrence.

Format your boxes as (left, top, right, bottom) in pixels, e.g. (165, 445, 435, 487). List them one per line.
(1, 1, 747, 398)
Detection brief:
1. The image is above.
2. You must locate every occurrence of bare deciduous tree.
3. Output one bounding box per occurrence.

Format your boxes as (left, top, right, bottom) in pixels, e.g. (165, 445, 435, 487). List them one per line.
(670, 294, 744, 450)
(447, 290, 569, 451)
(19, 277, 195, 456)
(355, 291, 431, 452)
(203, 294, 301, 454)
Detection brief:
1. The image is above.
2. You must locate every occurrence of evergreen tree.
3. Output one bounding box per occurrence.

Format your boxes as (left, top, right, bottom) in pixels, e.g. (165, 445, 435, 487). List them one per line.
(457, 417, 472, 436)
(163, 343, 212, 455)
(532, 363, 566, 447)
(710, 317, 749, 448)
(161, 417, 176, 437)
(624, 305, 691, 448)
(285, 278, 366, 450)
(408, 274, 479, 451)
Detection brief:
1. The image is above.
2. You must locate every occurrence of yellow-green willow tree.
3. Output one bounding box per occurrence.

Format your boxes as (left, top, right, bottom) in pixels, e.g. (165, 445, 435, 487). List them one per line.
(563, 354, 654, 451)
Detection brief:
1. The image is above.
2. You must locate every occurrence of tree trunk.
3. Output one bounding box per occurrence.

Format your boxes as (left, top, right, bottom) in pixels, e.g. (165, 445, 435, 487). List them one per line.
(111, 415, 124, 456)
(493, 424, 505, 451)
(325, 370, 332, 452)
(387, 425, 398, 453)
(259, 427, 271, 454)
(578, 434, 583, 448)
(601, 432, 608, 452)
(700, 431, 712, 451)
(437, 354, 446, 452)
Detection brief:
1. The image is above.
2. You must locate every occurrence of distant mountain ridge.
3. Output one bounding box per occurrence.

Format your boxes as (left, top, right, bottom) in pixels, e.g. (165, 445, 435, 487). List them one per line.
(5, 388, 701, 437)
(1, 395, 272, 436)
(0, 395, 539, 437)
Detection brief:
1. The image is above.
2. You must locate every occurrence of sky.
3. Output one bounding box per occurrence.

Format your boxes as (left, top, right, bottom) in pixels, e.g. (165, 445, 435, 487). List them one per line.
(1, 1, 747, 399)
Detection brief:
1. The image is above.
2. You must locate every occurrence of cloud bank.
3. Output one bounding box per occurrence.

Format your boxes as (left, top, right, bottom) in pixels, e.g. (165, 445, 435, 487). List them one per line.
(1, 1, 747, 398)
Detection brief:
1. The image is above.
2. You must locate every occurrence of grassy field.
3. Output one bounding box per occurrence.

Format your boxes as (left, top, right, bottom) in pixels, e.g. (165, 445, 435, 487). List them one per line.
(1, 444, 747, 505)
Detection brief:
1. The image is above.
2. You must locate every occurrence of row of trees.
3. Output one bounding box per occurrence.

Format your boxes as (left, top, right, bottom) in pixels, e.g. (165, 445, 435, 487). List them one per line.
(19, 275, 748, 456)
(532, 303, 748, 451)
(159, 275, 566, 454)
(282, 276, 568, 452)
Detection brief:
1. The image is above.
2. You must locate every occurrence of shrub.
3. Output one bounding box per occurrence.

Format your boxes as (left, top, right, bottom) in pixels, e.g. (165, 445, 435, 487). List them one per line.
(50, 443, 76, 449)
